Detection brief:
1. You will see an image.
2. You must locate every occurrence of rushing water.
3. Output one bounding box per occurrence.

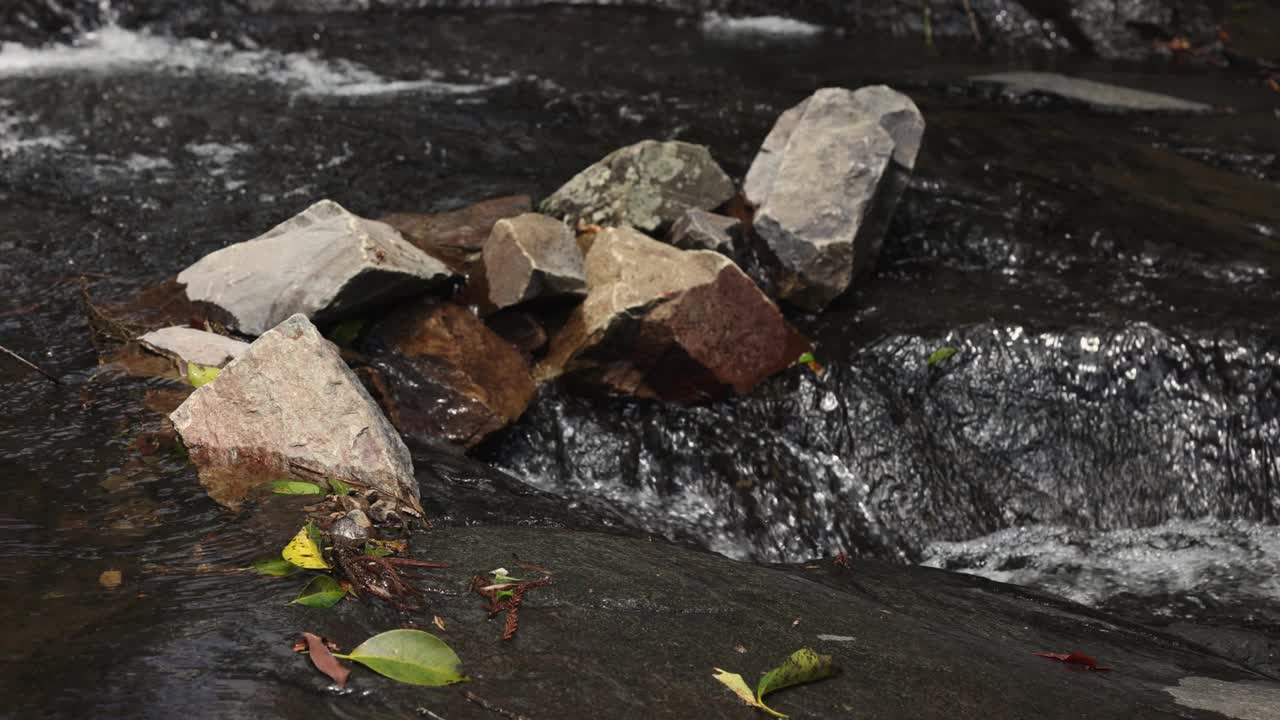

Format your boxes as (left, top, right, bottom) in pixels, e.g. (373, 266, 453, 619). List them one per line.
(1, 3, 1279, 712)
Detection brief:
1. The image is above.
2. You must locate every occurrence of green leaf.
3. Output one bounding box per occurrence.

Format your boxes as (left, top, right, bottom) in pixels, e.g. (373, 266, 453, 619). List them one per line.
(333, 629, 469, 686)
(328, 477, 352, 496)
(292, 574, 347, 608)
(796, 352, 816, 366)
(754, 648, 838, 717)
(926, 346, 959, 366)
(283, 522, 331, 570)
(252, 556, 302, 576)
(327, 318, 365, 347)
(271, 480, 325, 495)
(363, 542, 392, 558)
(187, 362, 221, 388)
(714, 669, 777, 716)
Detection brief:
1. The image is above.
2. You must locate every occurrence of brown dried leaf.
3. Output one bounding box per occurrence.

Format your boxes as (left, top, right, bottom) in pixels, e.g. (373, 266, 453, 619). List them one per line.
(301, 632, 350, 688)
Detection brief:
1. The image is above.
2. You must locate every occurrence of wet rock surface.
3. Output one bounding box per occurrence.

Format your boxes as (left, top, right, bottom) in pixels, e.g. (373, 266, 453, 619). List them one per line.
(137, 326, 249, 368)
(177, 200, 455, 336)
(380, 195, 532, 273)
(541, 226, 809, 402)
(170, 314, 421, 511)
(361, 299, 536, 448)
(746, 86, 924, 310)
(540, 140, 735, 233)
(8, 525, 1276, 720)
(482, 213, 586, 309)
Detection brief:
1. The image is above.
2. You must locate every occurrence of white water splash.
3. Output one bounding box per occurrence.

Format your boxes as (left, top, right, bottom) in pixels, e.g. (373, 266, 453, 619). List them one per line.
(0, 101, 71, 156)
(700, 13, 825, 38)
(0, 25, 509, 97)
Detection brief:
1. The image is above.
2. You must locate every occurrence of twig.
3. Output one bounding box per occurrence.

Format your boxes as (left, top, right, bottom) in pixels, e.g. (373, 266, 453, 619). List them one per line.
(385, 558, 450, 569)
(0, 342, 61, 384)
(463, 691, 531, 720)
(961, 0, 983, 45)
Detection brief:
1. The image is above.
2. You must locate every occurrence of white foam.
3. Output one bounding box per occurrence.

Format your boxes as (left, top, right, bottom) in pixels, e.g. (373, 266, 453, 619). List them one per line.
(700, 13, 825, 38)
(0, 25, 509, 97)
(0, 108, 71, 156)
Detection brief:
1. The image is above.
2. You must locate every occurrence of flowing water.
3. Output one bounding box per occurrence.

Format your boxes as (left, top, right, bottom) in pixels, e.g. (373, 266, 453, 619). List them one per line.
(2, 1, 1279, 713)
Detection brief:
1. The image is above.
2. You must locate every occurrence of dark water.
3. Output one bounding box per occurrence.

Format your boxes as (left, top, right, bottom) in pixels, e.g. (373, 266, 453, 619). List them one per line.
(2, 3, 1280, 715)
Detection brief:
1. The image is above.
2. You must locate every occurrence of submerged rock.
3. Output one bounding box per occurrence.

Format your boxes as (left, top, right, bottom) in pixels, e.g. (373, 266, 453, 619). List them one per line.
(482, 213, 586, 309)
(972, 72, 1212, 112)
(665, 208, 740, 254)
(177, 200, 454, 336)
(540, 140, 735, 233)
(380, 195, 532, 272)
(169, 314, 420, 514)
(361, 300, 536, 448)
(541, 227, 809, 403)
(745, 86, 924, 310)
(137, 326, 248, 368)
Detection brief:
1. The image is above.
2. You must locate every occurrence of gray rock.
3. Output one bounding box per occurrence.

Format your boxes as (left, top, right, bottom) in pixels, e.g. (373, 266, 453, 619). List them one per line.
(540, 140, 735, 232)
(328, 516, 368, 544)
(482, 213, 586, 308)
(972, 72, 1212, 112)
(177, 200, 455, 336)
(746, 86, 925, 310)
(665, 208, 740, 254)
(136, 326, 249, 368)
(345, 508, 372, 529)
(169, 314, 422, 515)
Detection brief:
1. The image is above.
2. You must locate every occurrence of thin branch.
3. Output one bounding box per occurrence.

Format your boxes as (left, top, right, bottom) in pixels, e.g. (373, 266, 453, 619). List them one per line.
(0, 342, 61, 384)
(961, 0, 984, 45)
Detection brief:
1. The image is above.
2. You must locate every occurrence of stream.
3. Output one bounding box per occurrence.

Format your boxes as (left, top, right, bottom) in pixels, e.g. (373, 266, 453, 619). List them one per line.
(2, 1, 1279, 714)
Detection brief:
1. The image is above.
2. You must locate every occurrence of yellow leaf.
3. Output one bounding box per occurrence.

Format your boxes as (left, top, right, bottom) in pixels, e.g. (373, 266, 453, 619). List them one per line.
(282, 523, 331, 570)
(713, 668, 783, 717)
(187, 362, 221, 388)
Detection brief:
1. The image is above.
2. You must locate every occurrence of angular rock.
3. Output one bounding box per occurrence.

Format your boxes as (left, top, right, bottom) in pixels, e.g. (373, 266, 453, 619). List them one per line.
(665, 208, 740, 254)
(177, 200, 454, 336)
(169, 314, 421, 514)
(745, 86, 925, 310)
(972, 72, 1212, 112)
(541, 227, 809, 403)
(540, 140, 735, 233)
(380, 195, 532, 272)
(137, 326, 249, 369)
(361, 300, 536, 448)
(482, 213, 587, 309)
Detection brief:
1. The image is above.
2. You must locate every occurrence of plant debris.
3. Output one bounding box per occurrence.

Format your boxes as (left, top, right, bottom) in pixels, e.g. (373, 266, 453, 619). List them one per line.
(464, 690, 532, 720)
(332, 629, 469, 686)
(252, 556, 302, 576)
(470, 565, 553, 641)
(186, 361, 221, 388)
(292, 574, 348, 608)
(299, 631, 350, 688)
(1034, 651, 1112, 671)
(271, 480, 326, 495)
(926, 346, 958, 366)
(283, 522, 332, 570)
(714, 648, 839, 718)
(98, 569, 123, 589)
(0, 342, 61, 384)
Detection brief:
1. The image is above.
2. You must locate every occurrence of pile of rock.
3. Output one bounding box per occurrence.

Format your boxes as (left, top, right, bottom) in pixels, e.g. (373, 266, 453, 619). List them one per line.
(118, 85, 923, 505)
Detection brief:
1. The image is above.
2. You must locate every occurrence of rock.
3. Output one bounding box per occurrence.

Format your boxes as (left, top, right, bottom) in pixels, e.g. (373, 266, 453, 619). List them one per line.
(360, 300, 536, 448)
(541, 227, 809, 402)
(972, 72, 1212, 112)
(177, 200, 454, 336)
(345, 508, 372, 529)
(540, 140, 735, 233)
(482, 213, 586, 309)
(486, 309, 549, 358)
(169, 314, 421, 514)
(328, 515, 367, 544)
(665, 208, 740, 254)
(136, 327, 249, 368)
(745, 86, 925, 310)
(380, 195, 532, 272)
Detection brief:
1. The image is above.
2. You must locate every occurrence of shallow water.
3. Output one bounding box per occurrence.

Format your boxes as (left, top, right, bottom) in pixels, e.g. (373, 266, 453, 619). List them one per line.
(1, 4, 1279, 713)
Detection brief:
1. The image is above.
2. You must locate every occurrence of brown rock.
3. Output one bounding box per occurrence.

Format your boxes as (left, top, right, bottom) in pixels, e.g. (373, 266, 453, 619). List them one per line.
(380, 195, 532, 272)
(362, 300, 536, 448)
(540, 227, 809, 403)
(482, 213, 587, 309)
(486, 309, 549, 358)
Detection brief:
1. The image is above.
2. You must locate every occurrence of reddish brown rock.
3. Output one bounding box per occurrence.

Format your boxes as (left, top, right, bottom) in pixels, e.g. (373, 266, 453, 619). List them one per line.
(380, 195, 532, 272)
(540, 227, 810, 403)
(362, 300, 536, 448)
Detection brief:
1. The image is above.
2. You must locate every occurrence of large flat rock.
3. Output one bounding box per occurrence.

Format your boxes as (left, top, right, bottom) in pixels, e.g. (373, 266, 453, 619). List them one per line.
(177, 200, 455, 336)
(169, 314, 421, 513)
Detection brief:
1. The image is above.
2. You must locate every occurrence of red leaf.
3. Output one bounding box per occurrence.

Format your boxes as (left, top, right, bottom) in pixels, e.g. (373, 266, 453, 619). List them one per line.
(1034, 651, 1112, 671)
(301, 632, 350, 688)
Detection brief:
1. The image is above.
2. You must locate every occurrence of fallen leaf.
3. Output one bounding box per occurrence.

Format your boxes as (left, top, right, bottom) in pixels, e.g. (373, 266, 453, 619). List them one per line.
(714, 668, 772, 715)
(927, 346, 959, 365)
(433, 615, 447, 632)
(253, 556, 302, 576)
(1034, 651, 1112, 671)
(333, 629, 469, 686)
(714, 648, 839, 718)
(99, 569, 123, 589)
(283, 523, 331, 570)
(292, 575, 347, 608)
(271, 480, 325, 495)
(186, 362, 221, 388)
(734, 644, 748, 654)
(328, 477, 352, 496)
(301, 631, 350, 688)
(791, 617, 801, 627)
